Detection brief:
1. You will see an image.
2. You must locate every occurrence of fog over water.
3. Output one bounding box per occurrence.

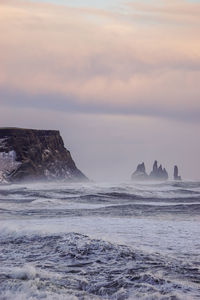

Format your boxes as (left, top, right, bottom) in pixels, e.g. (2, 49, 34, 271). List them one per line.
(1, 107, 199, 181)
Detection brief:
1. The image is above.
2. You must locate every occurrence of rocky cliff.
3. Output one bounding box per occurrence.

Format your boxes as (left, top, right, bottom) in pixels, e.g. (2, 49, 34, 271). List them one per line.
(174, 165, 181, 181)
(131, 160, 168, 181)
(149, 160, 168, 181)
(131, 162, 148, 181)
(0, 127, 88, 183)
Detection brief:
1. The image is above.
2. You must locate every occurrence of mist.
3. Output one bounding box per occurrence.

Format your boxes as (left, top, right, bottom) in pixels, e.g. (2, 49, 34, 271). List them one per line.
(0, 105, 199, 181)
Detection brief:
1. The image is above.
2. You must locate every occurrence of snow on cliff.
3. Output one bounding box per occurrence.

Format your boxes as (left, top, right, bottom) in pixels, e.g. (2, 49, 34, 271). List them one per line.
(0, 142, 21, 183)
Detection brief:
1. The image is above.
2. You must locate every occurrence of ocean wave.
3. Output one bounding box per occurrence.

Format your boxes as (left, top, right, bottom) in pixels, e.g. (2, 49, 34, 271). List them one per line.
(0, 232, 199, 300)
(0, 181, 200, 299)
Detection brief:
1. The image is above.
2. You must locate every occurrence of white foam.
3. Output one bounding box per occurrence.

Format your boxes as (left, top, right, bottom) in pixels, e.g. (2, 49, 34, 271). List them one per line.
(10, 265, 37, 280)
(1, 214, 200, 261)
(0, 181, 200, 300)
(1, 287, 80, 300)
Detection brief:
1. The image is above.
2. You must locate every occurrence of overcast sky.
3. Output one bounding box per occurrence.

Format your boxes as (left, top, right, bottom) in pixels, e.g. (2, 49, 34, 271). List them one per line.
(0, 0, 200, 181)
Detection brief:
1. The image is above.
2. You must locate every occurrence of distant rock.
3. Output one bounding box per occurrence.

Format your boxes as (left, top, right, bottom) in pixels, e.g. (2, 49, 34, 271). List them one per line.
(149, 160, 168, 181)
(0, 127, 88, 183)
(131, 162, 148, 181)
(174, 165, 181, 181)
(131, 160, 169, 181)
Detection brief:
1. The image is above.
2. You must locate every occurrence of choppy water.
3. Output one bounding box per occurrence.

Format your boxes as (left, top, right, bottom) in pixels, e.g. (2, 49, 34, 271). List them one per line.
(0, 181, 200, 299)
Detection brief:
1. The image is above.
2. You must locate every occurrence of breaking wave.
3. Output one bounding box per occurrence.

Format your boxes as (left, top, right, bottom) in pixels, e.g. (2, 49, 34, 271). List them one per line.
(0, 232, 199, 300)
(0, 181, 200, 299)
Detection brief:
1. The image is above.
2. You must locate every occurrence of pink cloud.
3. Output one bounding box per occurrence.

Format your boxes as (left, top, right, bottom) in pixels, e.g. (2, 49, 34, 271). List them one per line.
(0, 0, 200, 121)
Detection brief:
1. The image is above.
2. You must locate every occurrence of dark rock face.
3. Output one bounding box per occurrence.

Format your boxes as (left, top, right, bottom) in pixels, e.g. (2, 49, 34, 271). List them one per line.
(131, 162, 148, 181)
(0, 127, 88, 183)
(131, 160, 168, 181)
(149, 160, 168, 181)
(174, 165, 181, 181)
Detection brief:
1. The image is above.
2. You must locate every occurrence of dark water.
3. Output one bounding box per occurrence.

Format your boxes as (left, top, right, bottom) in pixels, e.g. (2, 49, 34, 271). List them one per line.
(0, 181, 200, 299)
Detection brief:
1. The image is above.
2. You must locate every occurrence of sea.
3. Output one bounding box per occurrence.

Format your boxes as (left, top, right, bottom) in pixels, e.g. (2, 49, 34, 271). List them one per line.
(0, 181, 199, 300)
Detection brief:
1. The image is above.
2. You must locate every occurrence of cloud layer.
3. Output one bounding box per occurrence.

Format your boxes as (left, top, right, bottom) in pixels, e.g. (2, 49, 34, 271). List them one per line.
(0, 0, 200, 122)
(0, 0, 200, 180)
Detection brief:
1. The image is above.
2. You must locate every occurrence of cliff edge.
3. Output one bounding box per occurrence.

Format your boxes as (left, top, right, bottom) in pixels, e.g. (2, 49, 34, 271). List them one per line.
(0, 127, 88, 183)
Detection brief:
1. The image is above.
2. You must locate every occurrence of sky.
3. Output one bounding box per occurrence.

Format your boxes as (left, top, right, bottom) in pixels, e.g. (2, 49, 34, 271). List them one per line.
(0, 0, 200, 181)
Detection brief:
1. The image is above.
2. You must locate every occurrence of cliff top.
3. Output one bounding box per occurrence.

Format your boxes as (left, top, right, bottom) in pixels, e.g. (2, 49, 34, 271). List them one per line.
(0, 127, 60, 137)
(0, 127, 88, 182)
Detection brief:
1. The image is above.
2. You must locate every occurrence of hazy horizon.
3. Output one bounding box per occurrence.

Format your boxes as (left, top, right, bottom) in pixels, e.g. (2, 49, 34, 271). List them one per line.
(0, 0, 200, 181)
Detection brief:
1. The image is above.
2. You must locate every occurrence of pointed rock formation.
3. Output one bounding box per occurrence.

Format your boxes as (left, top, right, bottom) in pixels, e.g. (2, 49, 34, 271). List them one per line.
(153, 160, 158, 173)
(163, 168, 168, 179)
(0, 127, 88, 183)
(149, 160, 168, 181)
(131, 162, 148, 181)
(174, 165, 182, 181)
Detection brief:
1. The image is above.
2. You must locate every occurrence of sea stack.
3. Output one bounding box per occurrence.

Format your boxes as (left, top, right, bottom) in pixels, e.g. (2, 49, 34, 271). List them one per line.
(0, 127, 88, 183)
(149, 160, 168, 181)
(131, 160, 169, 181)
(174, 165, 181, 181)
(131, 162, 148, 181)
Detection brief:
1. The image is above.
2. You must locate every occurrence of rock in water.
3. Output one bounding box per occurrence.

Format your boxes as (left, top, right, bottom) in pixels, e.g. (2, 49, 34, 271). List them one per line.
(0, 127, 88, 183)
(131, 162, 148, 181)
(174, 165, 182, 181)
(149, 160, 168, 181)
